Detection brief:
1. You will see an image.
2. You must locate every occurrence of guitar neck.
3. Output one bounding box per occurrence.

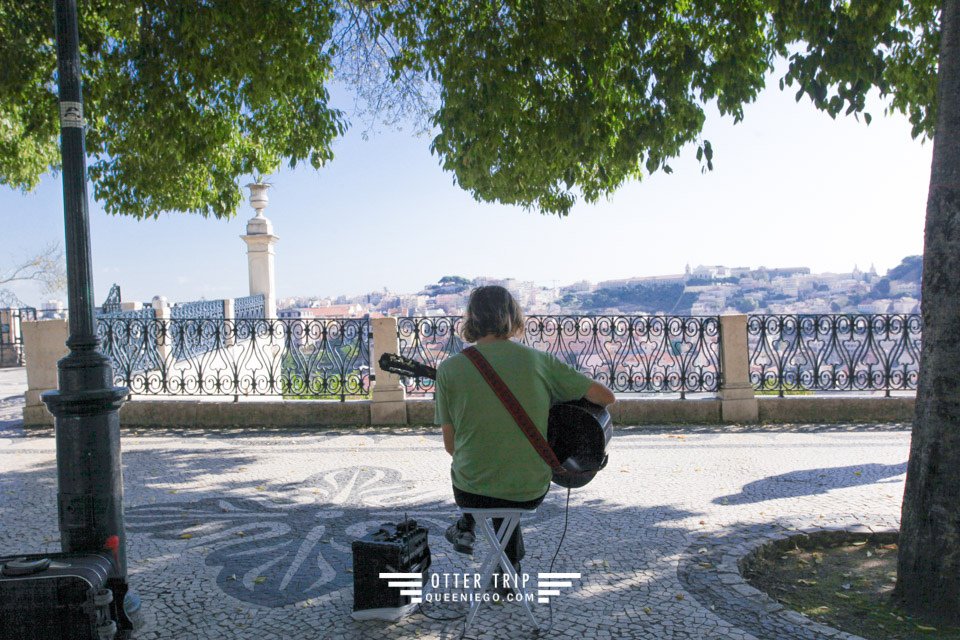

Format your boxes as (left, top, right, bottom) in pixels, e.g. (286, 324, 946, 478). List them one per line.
(378, 353, 437, 380)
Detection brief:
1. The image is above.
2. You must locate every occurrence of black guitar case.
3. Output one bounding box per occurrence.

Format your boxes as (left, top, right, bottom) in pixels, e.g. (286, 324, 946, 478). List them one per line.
(0, 551, 132, 639)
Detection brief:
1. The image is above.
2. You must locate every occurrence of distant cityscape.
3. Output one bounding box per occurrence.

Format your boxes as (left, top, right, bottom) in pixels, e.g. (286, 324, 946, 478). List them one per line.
(277, 256, 922, 319)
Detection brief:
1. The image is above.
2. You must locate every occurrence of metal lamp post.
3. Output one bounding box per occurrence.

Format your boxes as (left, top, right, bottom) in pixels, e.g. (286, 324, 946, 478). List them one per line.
(41, 0, 135, 634)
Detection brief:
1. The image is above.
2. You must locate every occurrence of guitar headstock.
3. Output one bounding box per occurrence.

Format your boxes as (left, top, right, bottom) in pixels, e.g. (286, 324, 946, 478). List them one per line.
(378, 353, 437, 380)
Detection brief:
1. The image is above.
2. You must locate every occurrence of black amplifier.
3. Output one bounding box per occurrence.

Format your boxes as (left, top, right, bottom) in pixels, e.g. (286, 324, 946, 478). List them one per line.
(0, 552, 130, 640)
(351, 518, 430, 620)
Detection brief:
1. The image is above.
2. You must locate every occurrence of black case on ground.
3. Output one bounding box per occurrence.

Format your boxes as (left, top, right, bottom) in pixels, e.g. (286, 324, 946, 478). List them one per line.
(352, 519, 430, 613)
(0, 551, 126, 640)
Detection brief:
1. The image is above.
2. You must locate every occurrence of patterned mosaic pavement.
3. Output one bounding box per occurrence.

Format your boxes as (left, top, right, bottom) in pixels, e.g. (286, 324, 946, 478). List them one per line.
(0, 370, 910, 639)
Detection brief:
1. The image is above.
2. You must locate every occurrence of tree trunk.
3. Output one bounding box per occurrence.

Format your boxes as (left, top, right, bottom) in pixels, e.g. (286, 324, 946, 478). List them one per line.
(896, 0, 960, 624)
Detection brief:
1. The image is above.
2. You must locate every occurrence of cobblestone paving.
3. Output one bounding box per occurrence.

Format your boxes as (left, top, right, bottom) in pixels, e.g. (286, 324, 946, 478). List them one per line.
(0, 379, 910, 639)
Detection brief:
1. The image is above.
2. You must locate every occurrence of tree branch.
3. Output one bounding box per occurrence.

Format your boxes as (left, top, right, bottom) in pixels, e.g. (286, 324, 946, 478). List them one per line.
(0, 243, 67, 293)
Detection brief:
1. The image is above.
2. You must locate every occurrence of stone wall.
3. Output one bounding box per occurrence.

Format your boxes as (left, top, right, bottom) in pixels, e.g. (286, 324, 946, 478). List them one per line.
(88, 395, 914, 429)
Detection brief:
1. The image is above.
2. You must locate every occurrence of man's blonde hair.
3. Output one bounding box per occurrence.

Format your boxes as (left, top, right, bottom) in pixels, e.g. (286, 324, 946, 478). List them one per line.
(462, 286, 525, 343)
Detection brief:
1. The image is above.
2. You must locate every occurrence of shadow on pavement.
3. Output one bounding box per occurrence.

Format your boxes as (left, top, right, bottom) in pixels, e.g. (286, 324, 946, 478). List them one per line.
(714, 462, 908, 505)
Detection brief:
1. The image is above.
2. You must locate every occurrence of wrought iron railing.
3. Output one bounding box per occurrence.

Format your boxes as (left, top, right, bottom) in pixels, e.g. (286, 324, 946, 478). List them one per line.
(96, 317, 370, 400)
(95, 306, 153, 320)
(89, 311, 921, 401)
(170, 300, 226, 359)
(0, 307, 36, 367)
(397, 315, 721, 397)
(95, 306, 161, 377)
(396, 316, 465, 394)
(98, 316, 163, 378)
(172, 299, 225, 320)
(235, 294, 265, 319)
(747, 314, 922, 396)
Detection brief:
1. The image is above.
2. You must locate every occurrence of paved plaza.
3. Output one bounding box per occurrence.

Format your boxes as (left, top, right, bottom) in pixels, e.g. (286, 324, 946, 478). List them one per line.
(0, 368, 910, 639)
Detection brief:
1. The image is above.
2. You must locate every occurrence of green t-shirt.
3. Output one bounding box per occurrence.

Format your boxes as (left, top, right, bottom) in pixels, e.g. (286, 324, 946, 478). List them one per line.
(434, 340, 595, 501)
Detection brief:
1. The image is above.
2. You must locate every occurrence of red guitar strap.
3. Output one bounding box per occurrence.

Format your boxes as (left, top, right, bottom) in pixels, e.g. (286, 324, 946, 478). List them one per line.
(461, 346, 569, 475)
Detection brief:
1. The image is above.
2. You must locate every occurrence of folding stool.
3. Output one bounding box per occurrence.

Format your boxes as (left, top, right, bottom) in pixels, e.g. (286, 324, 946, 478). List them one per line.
(460, 507, 539, 632)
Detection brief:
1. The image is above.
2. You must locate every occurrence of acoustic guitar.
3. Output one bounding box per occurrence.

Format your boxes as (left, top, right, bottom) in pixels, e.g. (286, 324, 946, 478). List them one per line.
(378, 352, 612, 489)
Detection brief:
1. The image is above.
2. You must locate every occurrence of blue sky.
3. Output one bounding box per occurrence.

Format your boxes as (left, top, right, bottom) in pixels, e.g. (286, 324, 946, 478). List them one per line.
(2, 75, 932, 308)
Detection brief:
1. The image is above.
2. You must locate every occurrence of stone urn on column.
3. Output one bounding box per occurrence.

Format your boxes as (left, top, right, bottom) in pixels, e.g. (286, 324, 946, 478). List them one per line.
(241, 182, 279, 320)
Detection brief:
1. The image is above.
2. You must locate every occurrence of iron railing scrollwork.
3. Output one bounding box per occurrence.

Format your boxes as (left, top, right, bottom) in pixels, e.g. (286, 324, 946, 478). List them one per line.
(524, 315, 721, 397)
(170, 300, 226, 359)
(101, 284, 123, 314)
(95, 306, 153, 320)
(98, 315, 164, 379)
(747, 314, 922, 396)
(235, 294, 265, 320)
(94, 306, 158, 379)
(0, 307, 36, 367)
(396, 316, 465, 394)
(172, 299, 225, 321)
(397, 315, 721, 397)
(92, 312, 920, 400)
(96, 317, 370, 401)
(278, 318, 370, 400)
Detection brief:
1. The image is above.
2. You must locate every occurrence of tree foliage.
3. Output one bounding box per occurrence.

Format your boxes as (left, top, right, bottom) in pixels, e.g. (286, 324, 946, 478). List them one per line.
(0, 0, 345, 219)
(0, 1, 942, 218)
(384, 0, 941, 214)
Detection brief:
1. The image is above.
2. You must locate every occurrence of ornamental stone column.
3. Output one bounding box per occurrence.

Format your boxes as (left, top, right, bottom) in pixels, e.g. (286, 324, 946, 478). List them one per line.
(241, 183, 279, 319)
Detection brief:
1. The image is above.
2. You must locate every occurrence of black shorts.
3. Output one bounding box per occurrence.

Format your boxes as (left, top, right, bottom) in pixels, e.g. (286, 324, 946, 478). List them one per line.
(452, 484, 548, 510)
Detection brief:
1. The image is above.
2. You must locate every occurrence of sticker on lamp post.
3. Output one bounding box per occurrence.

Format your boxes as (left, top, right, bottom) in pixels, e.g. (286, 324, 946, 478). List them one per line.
(59, 102, 84, 128)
